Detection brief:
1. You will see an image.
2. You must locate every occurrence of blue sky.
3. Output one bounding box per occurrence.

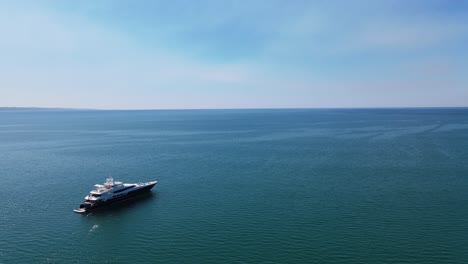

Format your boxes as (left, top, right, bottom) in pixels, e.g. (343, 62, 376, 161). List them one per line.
(1, 0, 467, 109)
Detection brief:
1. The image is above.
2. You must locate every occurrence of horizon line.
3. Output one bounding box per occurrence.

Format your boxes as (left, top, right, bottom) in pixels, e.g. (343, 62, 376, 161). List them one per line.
(1, 106, 468, 111)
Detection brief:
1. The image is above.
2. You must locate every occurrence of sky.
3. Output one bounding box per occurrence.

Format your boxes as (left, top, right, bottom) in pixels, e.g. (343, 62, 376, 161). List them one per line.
(0, 0, 467, 109)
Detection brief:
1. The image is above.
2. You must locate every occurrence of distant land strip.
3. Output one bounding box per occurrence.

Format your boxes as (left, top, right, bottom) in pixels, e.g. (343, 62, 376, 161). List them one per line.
(0, 107, 92, 111)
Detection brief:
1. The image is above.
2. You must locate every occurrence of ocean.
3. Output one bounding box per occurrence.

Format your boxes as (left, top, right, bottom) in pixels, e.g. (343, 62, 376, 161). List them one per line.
(0, 108, 467, 263)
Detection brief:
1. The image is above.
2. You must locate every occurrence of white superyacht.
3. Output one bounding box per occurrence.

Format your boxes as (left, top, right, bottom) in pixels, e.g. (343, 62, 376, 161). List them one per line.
(74, 177, 157, 213)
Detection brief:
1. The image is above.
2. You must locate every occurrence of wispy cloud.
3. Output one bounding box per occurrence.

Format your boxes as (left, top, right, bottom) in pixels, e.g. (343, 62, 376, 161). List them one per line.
(348, 18, 468, 51)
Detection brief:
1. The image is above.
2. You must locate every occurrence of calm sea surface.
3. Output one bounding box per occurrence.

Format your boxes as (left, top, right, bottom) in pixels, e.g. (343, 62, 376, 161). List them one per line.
(0, 108, 467, 263)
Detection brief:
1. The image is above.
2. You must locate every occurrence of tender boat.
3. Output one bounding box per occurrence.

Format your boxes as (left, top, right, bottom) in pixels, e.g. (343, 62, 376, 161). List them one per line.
(73, 177, 157, 213)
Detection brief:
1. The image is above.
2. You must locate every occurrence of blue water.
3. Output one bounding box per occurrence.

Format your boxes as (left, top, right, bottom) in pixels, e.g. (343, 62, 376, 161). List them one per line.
(0, 108, 467, 263)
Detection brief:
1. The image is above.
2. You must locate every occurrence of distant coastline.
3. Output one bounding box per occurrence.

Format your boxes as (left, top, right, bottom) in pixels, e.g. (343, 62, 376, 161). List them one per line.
(1, 106, 467, 112)
(0, 107, 91, 112)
